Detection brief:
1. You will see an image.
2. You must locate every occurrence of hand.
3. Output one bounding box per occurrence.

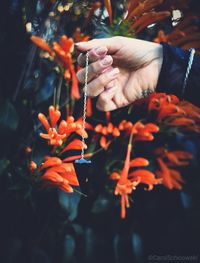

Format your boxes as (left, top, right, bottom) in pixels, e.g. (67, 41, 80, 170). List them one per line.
(76, 36, 163, 111)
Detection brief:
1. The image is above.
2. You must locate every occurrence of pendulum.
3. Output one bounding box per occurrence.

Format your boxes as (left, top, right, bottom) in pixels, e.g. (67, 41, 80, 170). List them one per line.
(74, 52, 91, 194)
(75, 52, 91, 164)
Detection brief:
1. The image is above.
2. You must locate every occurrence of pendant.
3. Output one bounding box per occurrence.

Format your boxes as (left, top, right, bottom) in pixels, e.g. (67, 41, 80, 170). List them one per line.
(74, 158, 91, 164)
(74, 158, 91, 195)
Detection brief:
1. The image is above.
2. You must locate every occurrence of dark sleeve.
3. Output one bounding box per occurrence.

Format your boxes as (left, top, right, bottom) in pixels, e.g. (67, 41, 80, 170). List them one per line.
(156, 42, 200, 106)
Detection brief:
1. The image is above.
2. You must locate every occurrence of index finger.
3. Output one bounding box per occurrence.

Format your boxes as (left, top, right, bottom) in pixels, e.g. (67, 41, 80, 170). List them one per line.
(77, 46, 108, 68)
(75, 37, 123, 55)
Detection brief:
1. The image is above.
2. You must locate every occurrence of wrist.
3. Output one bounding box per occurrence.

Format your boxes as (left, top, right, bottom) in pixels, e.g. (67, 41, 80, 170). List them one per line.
(152, 44, 163, 92)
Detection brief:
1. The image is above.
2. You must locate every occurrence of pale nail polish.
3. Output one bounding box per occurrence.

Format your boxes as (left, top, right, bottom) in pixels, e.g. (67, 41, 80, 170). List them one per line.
(96, 47, 107, 55)
(101, 55, 112, 65)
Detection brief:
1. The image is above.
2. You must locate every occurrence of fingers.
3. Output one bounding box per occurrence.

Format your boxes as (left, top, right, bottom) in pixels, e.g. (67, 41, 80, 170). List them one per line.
(77, 55, 113, 83)
(96, 86, 118, 112)
(75, 37, 122, 55)
(86, 68, 120, 97)
(77, 46, 108, 68)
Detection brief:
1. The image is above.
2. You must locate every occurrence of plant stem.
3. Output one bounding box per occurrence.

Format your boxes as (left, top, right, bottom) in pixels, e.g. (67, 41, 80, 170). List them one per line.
(56, 74, 63, 108)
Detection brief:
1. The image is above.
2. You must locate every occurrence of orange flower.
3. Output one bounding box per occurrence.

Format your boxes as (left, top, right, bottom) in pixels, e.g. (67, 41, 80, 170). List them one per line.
(31, 35, 80, 99)
(130, 157, 149, 167)
(41, 157, 79, 193)
(129, 169, 162, 191)
(73, 28, 90, 43)
(104, 0, 113, 24)
(38, 106, 88, 146)
(63, 153, 92, 162)
(38, 106, 66, 146)
(156, 104, 186, 121)
(31, 35, 53, 55)
(94, 123, 120, 150)
(154, 15, 200, 52)
(129, 157, 162, 190)
(166, 117, 195, 126)
(146, 93, 200, 133)
(112, 141, 161, 218)
(156, 158, 185, 190)
(58, 116, 88, 138)
(114, 142, 138, 219)
(119, 120, 159, 141)
(61, 139, 87, 154)
(130, 11, 170, 33)
(133, 122, 159, 141)
(86, 97, 92, 117)
(154, 148, 193, 167)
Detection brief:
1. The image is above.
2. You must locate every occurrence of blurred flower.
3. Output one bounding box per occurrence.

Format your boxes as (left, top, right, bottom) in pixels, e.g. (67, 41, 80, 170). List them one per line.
(154, 147, 193, 166)
(40, 157, 79, 193)
(31, 35, 80, 99)
(73, 27, 90, 43)
(129, 11, 170, 33)
(31, 35, 53, 55)
(94, 123, 120, 150)
(86, 97, 92, 117)
(156, 158, 184, 190)
(119, 120, 159, 141)
(147, 93, 200, 132)
(104, 0, 113, 24)
(125, 0, 170, 34)
(154, 15, 200, 51)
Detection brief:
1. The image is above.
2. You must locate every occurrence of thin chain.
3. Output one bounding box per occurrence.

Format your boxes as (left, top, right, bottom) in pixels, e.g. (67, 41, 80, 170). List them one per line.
(181, 48, 195, 99)
(80, 52, 89, 159)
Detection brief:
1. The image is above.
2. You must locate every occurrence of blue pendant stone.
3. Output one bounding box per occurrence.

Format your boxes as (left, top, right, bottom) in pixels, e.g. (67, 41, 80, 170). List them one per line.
(74, 158, 91, 164)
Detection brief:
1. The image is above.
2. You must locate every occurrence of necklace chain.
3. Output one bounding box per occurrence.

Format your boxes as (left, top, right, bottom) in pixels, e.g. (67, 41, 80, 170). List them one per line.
(80, 52, 89, 159)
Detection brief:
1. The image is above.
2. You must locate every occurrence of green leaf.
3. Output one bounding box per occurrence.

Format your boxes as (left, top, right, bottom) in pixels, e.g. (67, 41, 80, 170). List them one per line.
(0, 100, 19, 131)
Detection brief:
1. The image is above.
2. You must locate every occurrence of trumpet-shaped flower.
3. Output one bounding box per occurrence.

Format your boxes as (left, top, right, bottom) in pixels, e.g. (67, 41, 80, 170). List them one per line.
(94, 123, 120, 150)
(38, 106, 88, 147)
(40, 157, 79, 193)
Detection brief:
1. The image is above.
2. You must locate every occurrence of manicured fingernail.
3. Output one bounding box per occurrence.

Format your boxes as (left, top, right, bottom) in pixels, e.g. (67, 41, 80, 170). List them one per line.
(107, 68, 119, 77)
(96, 46, 107, 56)
(101, 55, 112, 65)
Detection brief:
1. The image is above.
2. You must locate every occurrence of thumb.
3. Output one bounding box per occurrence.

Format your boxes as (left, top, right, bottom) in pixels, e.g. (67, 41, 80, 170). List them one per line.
(75, 37, 121, 54)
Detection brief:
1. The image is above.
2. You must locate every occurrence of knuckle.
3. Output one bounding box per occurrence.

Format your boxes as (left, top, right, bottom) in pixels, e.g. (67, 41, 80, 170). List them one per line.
(98, 75, 107, 86)
(89, 62, 96, 73)
(99, 92, 108, 102)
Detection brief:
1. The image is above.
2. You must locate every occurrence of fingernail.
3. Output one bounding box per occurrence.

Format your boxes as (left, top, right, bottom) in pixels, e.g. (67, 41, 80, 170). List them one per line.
(101, 55, 112, 65)
(96, 46, 107, 56)
(107, 68, 119, 77)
